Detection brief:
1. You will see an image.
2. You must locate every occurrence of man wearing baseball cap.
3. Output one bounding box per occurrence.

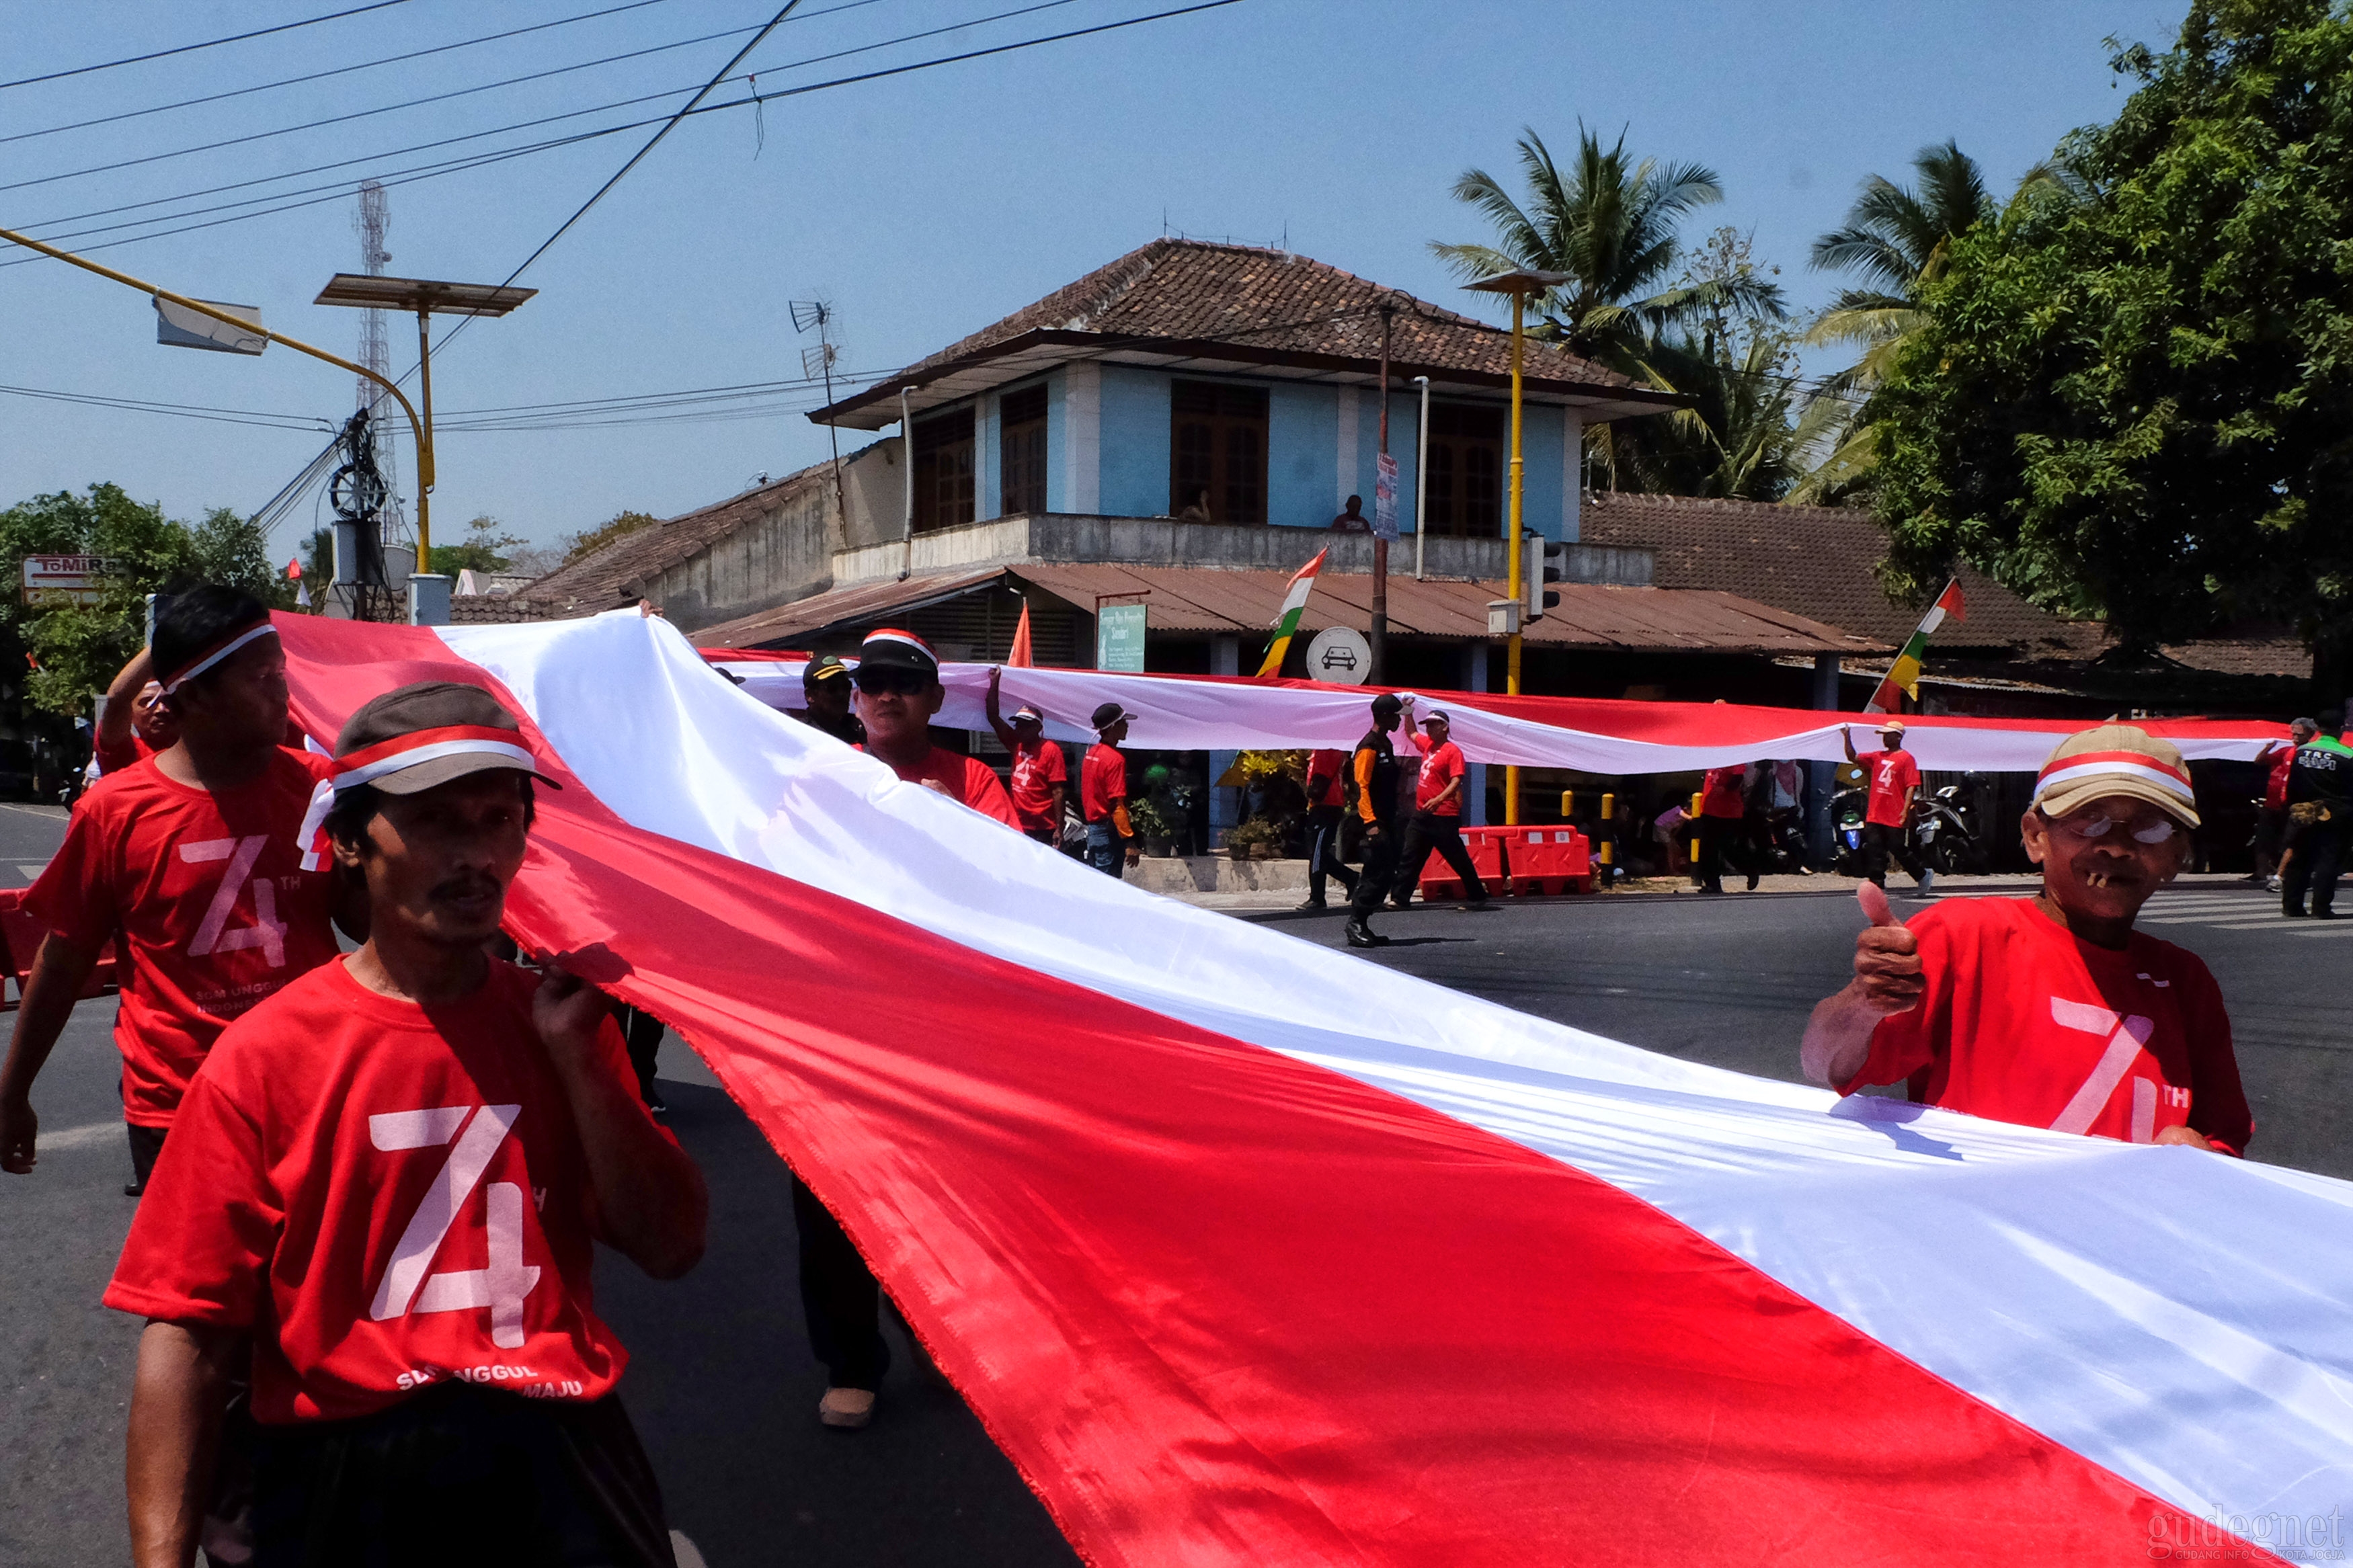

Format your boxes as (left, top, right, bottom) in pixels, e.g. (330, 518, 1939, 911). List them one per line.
(1841, 718, 1932, 895)
(1344, 693, 1409, 948)
(108, 679, 708, 1565)
(1802, 724, 2252, 1155)
(796, 653, 863, 746)
(984, 667, 1068, 845)
(849, 628, 1016, 826)
(1081, 702, 1139, 876)
(1394, 708, 1490, 908)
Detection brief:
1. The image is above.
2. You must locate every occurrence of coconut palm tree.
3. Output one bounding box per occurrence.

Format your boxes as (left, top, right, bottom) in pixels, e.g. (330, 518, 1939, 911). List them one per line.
(1431, 126, 1783, 370)
(1790, 141, 2078, 503)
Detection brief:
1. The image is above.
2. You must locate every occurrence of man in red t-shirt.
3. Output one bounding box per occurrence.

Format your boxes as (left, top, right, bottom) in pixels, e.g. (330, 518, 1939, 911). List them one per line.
(0, 587, 355, 1196)
(92, 647, 182, 776)
(1082, 702, 1139, 878)
(1693, 760, 1748, 895)
(107, 679, 707, 1566)
(1802, 725, 2252, 1155)
(848, 628, 1017, 827)
(983, 665, 1068, 843)
(1394, 710, 1490, 908)
(1842, 719, 1931, 894)
(1294, 747, 1359, 910)
(2252, 716, 2315, 887)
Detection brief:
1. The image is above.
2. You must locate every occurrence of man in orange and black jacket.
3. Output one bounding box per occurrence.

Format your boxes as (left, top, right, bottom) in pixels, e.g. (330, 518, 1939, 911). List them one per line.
(1344, 693, 1406, 950)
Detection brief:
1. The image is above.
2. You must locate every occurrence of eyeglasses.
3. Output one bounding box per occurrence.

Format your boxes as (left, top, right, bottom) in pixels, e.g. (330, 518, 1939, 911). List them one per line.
(852, 667, 930, 696)
(2045, 811, 2180, 845)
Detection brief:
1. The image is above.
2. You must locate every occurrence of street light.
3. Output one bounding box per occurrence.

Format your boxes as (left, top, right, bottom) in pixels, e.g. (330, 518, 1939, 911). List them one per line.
(1464, 267, 1569, 826)
(313, 274, 534, 575)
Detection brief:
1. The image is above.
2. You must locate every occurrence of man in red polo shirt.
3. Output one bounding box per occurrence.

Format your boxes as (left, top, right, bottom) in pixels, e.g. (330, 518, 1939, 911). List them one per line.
(1082, 702, 1138, 878)
(984, 666, 1068, 844)
(1842, 718, 1932, 895)
(1693, 760, 1748, 895)
(2252, 716, 2316, 888)
(108, 680, 707, 1566)
(848, 628, 1016, 827)
(93, 647, 182, 776)
(0, 587, 352, 1196)
(1395, 709, 1489, 909)
(1802, 725, 2251, 1154)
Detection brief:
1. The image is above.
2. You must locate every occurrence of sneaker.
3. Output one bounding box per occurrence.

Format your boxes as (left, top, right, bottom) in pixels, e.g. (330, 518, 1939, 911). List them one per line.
(1915, 869, 1936, 895)
(1461, 896, 1494, 911)
(2267, 876, 2283, 892)
(820, 1387, 877, 1430)
(1291, 898, 1328, 912)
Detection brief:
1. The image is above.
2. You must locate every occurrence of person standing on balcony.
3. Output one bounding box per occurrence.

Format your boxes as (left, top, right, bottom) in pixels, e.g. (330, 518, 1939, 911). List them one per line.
(1328, 495, 1372, 533)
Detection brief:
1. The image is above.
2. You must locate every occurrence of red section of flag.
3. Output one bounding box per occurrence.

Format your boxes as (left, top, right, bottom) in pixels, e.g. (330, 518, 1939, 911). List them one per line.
(1008, 601, 1034, 668)
(286, 556, 304, 581)
(1936, 579, 1966, 622)
(276, 612, 2274, 1568)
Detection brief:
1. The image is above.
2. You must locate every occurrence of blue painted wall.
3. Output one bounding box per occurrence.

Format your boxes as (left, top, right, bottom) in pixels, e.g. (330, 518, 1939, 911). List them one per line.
(974, 390, 999, 522)
(1043, 368, 1070, 513)
(1266, 382, 1334, 530)
(1097, 365, 1169, 517)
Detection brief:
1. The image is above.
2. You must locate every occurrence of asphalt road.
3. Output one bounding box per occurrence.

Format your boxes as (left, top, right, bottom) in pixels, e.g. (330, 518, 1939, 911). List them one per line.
(3, 794, 2344, 1564)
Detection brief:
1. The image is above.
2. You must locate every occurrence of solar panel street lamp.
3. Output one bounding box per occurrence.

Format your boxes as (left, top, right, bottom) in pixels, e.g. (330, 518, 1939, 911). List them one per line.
(313, 274, 535, 583)
(1464, 267, 1570, 826)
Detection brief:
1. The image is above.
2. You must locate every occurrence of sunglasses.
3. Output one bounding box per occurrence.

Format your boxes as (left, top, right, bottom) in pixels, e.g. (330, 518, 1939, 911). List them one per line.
(2046, 811, 2180, 845)
(852, 666, 931, 696)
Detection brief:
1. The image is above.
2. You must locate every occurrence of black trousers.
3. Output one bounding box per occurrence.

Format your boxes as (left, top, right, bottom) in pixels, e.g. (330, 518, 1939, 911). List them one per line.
(1397, 811, 1486, 901)
(1862, 821, 1927, 886)
(792, 1175, 889, 1391)
(249, 1383, 675, 1568)
(1304, 805, 1357, 903)
(1695, 815, 1739, 891)
(125, 1120, 167, 1194)
(1348, 821, 1401, 921)
(2283, 811, 2350, 914)
(615, 1006, 664, 1108)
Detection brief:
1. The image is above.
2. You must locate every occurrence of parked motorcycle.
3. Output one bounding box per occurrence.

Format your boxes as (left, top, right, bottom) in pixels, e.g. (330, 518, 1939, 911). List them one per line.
(1831, 782, 1989, 876)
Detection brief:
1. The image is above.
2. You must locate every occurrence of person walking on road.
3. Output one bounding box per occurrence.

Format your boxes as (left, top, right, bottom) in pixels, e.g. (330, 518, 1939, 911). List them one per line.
(1344, 694, 1407, 949)
(2281, 708, 2353, 919)
(984, 667, 1068, 845)
(1295, 747, 1359, 910)
(1082, 703, 1140, 878)
(1395, 710, 1489, 908)
(1843, 720, 1933, 896)
(1694, 761, 1747, 895)
(2255, 716, 2317, 890)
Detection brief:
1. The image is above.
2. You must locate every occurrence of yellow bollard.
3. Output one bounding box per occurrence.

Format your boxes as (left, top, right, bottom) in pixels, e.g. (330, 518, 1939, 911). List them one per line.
(1560, 789, 1575, 819)
(1688, 790, 1703, 866)
(1600, 792, 1614, 819)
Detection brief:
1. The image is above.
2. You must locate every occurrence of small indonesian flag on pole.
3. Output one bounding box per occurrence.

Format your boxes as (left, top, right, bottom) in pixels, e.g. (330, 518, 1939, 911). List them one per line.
(286, 556, 311, 610)
(1864, 578, 1963, 714)
(1255, 548, 1328, 677)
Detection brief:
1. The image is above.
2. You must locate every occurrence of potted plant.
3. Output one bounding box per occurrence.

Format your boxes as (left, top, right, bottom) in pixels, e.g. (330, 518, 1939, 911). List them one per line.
(1226, 816, 1279, 861)
(1127, 796, 1179, 858)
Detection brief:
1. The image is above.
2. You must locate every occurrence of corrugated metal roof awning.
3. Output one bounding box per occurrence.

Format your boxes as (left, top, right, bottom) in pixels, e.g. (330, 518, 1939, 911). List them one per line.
(690, 567, 1006, 649)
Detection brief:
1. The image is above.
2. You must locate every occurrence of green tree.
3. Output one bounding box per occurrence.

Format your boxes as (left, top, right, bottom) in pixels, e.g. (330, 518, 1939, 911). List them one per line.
(559, 509, 660, 567)
(433, 513, 526, 576)
(1870, 0, 2353, 676)
(1433, 128, 1786, 491)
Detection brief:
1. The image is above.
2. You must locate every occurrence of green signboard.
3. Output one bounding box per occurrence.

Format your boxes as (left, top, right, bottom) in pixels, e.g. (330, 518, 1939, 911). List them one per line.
(1096, 601, 1148, 672)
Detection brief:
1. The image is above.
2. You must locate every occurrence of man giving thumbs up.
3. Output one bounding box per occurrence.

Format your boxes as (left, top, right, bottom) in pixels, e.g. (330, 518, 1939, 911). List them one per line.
(1800, 725, 2252, 1155)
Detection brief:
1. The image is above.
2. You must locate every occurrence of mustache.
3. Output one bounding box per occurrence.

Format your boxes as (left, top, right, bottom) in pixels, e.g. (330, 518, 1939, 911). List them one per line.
(430, 872, 505, 903)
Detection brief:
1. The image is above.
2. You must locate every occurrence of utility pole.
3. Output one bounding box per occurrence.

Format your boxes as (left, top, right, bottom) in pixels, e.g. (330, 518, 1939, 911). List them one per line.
(1371, 304, 1392, 686)
(792, 299, 846, 528)
(347, 180, 397, 618)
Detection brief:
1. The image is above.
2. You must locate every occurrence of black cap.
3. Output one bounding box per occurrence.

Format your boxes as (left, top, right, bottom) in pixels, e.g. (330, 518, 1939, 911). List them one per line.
(854, 628, 939, 682)
(333, 681, 561, 796)
(1370, 693, 1403, 719)
(804, 653, 851, 685)
(1090, 701, 1134, 731)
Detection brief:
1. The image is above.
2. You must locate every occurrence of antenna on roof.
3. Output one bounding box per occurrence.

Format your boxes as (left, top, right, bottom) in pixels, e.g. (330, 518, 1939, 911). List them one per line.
(791, 297, 847, 529)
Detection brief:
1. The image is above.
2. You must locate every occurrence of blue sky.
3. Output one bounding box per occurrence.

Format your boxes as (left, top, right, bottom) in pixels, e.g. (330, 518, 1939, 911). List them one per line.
(0, 0, 2187, 557)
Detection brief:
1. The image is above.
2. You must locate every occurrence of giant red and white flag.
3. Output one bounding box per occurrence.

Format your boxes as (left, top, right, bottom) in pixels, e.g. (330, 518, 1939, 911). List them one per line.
(278, 611, 2343, 1567)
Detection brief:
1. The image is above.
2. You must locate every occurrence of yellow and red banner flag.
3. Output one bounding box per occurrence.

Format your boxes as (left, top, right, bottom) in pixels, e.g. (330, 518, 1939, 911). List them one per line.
(1864, 578, 1964, 714)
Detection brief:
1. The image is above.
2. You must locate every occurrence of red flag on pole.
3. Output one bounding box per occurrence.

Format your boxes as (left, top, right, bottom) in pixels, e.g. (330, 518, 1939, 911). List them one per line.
(1008, 600, 1034, 667)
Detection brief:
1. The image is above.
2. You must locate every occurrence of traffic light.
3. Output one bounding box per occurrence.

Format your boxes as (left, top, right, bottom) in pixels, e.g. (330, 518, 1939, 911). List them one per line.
(1524, 536, 1568, 620)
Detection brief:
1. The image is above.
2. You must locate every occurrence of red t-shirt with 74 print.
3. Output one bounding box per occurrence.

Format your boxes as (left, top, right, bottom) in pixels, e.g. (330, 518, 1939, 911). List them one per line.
(25, 749, 340, 1126)
(105, 956, 638, 1424)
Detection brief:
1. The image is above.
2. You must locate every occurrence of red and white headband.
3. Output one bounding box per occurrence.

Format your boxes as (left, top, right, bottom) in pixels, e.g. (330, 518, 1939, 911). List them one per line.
(2035, 749, 2196, 805)
(861, 627, 936, 659)
(331, 723, 541, 792)
(159, 620, 276, 694)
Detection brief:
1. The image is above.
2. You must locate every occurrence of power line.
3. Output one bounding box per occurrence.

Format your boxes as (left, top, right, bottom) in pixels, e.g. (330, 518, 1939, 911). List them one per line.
(0, 381, 331, 432)
(0, 0, 419, 92)
(0, 0, 680, 149)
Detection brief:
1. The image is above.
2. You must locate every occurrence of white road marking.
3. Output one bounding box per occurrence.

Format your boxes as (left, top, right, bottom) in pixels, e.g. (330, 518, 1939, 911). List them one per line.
(36, 1120, 125, 1153)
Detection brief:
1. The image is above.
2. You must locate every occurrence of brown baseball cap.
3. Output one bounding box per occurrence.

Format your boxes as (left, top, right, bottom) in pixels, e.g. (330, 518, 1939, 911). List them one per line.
(2032, 724, 2198, 828)
(332, 681, 562, 796)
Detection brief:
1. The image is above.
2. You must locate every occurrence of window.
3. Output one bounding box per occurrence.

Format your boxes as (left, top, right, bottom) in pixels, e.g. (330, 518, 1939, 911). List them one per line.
(912, 406, 975, 532)
(1168, 381, 1268, 524)
(999, 384, 1048, 516)
(1422, 402, 1504, 538)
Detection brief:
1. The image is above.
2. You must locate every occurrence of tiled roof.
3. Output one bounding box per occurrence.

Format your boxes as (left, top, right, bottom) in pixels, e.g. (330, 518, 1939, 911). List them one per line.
(817, 239, 1667, 425)
(1579, 492, 2100, 657)
(512, 460, 835, 617)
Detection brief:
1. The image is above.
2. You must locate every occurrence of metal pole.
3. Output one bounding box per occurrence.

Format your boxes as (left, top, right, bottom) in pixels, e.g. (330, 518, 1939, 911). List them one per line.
(1505, 292, 1525, 825)
(899, 386, 915, 581)
(413, 308, 435, 574)
(1412, 375, 1430, 581)
(1370, 307, 1391, 686)
(0, 223, 433, 511)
